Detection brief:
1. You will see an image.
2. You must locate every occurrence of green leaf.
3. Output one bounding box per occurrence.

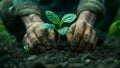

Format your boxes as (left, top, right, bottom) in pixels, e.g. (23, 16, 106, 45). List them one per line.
(0, 24, 5, 32)
(58, 27, 69, 36)
(46, 11, 60, 24)
(62, 14, 77, 23)
(40, 23, 55, 30)
(24, 45, 30, 51)
(109, 20, 120, 35)
(113, 59, 119, 63)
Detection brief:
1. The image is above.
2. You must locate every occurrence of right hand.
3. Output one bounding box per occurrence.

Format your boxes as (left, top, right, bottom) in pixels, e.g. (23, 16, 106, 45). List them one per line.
(22, 14, 55, 53)
(67, 11, 97, 52)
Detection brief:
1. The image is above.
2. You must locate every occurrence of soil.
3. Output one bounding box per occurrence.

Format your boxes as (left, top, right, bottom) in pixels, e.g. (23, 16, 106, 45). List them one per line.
(0, 35, 120, 68)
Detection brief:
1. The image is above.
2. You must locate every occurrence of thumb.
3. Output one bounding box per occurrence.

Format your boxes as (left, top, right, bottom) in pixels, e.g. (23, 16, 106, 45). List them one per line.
(48, 29, 55, 41)
(67, 23, 76, 41)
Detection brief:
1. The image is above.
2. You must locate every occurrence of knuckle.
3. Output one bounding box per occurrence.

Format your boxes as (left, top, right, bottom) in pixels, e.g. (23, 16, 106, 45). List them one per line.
(27, 23, 40, 32)
(84, 34, 90, 42)
(49, 29, 55, 34)
(32, 23, 40, 27)
(34, 28, 41, 36)
(27, 28, 33, 33)
(75, 28, 83, 35)
(32, 38, 39, 44)
(87, 23, 92, 27)
(67, 33, 72, 41)
(24, 39, 33, 49)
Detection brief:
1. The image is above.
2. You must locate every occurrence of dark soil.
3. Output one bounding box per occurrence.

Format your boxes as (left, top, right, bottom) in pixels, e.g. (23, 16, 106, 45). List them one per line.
(0, 36, 120, 68)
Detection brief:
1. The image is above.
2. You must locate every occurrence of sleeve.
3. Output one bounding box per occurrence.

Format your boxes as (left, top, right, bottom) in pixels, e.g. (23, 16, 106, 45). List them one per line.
(11, 0, 41, 16)
(0, 0, 41, 42)
(77, 0, 106, 19)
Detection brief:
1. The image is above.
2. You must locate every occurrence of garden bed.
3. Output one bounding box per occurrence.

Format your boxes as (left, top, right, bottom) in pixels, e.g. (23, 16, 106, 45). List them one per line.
(0, 35, 120, 68)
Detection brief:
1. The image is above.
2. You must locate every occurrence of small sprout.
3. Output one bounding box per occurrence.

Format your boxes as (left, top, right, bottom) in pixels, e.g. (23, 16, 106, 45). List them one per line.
(24, 45, 30, 51)
(40, 10, 77, 39)
(109, 20, 120, 35)
(113, 59, 119, 63)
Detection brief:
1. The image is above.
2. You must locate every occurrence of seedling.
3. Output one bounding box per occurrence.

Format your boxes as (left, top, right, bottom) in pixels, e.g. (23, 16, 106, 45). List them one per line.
(23, 45, 31, 55)
(40, 10, 76, 39)
(24, 45, 30, 51)
(109, 20, 120, 35)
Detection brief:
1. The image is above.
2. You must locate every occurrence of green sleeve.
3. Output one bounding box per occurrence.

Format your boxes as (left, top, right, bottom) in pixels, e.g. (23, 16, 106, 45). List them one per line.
(11, 0, 41, 16)
(77, 0, 106, 19)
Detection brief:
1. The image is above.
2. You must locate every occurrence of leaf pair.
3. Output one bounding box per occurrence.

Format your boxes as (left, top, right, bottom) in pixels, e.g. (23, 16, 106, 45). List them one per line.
(40, 23, 69, 36)
(40, 10, 77, 36)
(46, 11, 76, 24)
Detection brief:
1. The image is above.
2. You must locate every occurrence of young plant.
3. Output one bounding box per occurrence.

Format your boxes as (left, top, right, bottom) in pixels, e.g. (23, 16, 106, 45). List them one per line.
(24, 45, 30, 51)
(23, 45, 31, 55)
(40, 10, 76, 39)
(109, 20, 120, 35)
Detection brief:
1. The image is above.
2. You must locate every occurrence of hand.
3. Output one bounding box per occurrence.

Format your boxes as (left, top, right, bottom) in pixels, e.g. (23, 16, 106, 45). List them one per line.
(22, 14, 55, 53)
(67, 11, 98, 52)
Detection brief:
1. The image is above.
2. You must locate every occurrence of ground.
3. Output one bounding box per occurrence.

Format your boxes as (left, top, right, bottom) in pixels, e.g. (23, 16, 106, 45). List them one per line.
(0, 31, 120, 68)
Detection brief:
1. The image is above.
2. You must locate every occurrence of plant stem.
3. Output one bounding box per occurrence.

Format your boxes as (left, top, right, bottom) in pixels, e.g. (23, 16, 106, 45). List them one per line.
(59, 21, 63, 29)
(58, 21, 64, 39)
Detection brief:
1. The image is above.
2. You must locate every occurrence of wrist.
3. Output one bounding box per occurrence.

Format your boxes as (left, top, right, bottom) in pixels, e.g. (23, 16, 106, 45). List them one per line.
(21, 14, 43, 28)
(77, 10, 96, 26)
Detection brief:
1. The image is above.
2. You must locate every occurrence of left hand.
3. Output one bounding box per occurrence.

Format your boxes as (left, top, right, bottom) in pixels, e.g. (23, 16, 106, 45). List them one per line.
(67, 11, 98, 52)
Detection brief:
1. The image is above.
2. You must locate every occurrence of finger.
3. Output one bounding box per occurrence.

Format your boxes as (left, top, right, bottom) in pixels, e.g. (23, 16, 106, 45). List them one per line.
(86, 30, 96, 50)
(41, 36, 50, 49)
(76, 26, 92, 51)
(23, 35, 39, 53)
(83, 26, 92, 43)
(48, 29, 55, 41)
(23, 35, 33, 49)
(71, 22, 86, 51)
(73, 21, 86, 44)
(27, 29, 47, 53)
(67, 23, 76, 41)
(27, 30, 41, 46)
(33, 27, 50, 48)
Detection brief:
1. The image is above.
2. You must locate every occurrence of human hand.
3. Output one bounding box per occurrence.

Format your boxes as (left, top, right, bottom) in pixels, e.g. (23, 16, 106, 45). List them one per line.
(22, 14, 55, 53)
(67, 11, 98, 52)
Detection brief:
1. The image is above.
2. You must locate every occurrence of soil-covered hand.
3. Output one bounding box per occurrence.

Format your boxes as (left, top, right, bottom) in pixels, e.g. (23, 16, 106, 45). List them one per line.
(22, 14, 55, 53)
(67, 11, 98, 52)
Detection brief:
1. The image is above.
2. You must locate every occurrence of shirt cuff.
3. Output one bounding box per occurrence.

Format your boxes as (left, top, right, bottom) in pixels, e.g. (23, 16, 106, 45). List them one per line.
(11, 1, 41, 16)
(77, 0, 106, 20)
